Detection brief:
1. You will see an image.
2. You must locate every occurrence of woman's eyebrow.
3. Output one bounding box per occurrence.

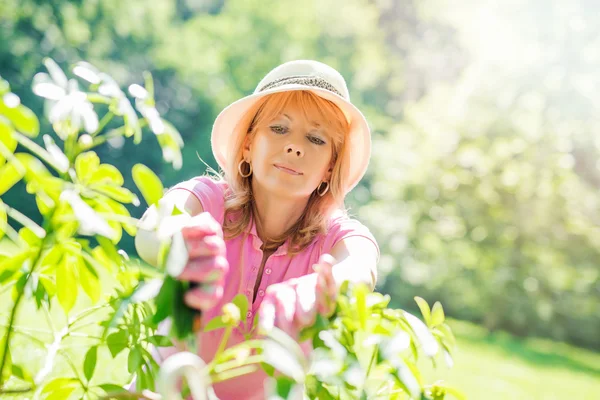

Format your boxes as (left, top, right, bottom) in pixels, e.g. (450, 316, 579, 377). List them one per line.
(281, 113, 322, 129)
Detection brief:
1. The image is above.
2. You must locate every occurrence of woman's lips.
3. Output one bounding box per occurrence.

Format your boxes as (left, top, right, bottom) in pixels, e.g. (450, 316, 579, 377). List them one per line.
(274, 164, 303, 175)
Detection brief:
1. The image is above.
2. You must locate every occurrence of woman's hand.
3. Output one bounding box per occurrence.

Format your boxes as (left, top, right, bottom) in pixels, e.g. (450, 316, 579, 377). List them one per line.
(258, 254, 337, 338)
(176, 212, 229, 311)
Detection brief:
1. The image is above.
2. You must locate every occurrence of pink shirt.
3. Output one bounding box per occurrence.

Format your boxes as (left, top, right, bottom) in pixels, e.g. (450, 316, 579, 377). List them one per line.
(169, 176, 378, 399)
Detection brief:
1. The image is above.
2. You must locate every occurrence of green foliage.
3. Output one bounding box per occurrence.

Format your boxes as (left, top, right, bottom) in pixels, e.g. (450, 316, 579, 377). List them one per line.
(261, 284, 463, 400)
(132, 163, 164, 207)
(0, 60, 183, 396)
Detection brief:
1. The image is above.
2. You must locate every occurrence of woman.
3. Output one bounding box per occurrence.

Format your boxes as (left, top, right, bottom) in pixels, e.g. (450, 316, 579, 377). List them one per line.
(135, 60, 379, 399)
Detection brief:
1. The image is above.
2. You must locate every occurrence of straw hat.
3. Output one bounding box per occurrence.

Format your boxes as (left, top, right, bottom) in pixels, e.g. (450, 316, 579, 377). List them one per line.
(210, 60, 371, 193)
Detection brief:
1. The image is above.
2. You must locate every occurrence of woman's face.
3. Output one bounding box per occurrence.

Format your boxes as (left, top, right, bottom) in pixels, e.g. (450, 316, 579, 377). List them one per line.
(244, 104, 334, 200)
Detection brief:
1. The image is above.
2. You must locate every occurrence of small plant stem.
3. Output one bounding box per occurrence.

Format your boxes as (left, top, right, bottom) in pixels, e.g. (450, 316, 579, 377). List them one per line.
(0, 223, 51, 387)
(92, 111, 115, 138)
(214, 326, 233, 359)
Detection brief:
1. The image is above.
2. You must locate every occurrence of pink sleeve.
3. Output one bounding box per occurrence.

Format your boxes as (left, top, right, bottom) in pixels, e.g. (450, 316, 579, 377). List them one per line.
(166, 176, 227, 225)
(321, 212, 380, 260)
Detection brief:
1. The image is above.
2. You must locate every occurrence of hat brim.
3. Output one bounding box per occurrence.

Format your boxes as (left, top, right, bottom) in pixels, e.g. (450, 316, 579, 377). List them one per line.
(211, 84, 371, 194)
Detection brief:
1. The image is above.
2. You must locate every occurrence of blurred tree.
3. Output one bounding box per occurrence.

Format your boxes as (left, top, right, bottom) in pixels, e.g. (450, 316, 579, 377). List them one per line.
(367, 0, 600, 349)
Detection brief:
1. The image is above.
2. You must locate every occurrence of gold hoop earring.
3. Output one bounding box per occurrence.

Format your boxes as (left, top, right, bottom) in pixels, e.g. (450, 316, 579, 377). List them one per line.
(317, 181, 329, 196)
(238, 160, 252, 178)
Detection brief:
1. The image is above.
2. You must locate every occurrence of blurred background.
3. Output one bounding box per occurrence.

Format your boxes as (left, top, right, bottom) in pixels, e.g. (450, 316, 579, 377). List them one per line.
(1, 0, 599, 398)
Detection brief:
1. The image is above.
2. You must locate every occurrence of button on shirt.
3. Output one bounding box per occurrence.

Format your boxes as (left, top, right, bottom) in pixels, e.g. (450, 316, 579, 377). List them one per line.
(167, 176, 379, 400)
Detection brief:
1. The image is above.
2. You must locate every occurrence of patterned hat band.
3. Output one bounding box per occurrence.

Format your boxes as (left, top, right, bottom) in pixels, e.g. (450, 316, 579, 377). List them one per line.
(257, 75, 344, 98)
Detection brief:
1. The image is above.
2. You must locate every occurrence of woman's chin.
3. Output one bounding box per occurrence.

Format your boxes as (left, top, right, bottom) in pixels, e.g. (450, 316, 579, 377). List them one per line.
(255, 177, 314, 199)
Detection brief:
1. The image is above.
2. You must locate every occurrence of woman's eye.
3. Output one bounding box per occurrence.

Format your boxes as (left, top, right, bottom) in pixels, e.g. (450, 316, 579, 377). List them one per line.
(270, 125, 287, 134)
(308, 136, 326, 145)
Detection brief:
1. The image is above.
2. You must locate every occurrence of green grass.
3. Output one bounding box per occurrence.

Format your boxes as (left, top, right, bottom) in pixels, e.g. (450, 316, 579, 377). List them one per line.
(421, 319, 600, 400)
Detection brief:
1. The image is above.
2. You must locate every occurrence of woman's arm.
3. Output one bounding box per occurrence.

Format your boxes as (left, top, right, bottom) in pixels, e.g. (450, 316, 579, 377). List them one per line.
(134, 188, 204, 267)
(329, 236, 379, 291)
(258, 236, 379, 335)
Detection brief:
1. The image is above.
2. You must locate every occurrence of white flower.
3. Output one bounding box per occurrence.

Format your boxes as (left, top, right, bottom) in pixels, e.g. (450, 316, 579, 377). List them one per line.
(75, 62, 140, 140)
(32, 58, 99, 138)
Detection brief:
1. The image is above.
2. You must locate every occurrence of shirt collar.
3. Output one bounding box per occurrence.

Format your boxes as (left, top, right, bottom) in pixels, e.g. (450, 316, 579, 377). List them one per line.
(244, 215, 289, 255)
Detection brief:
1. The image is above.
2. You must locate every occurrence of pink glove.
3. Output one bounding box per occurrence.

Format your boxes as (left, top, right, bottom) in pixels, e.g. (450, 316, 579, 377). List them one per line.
(176, 213, 229, 311)
(258, 254, 338, 338)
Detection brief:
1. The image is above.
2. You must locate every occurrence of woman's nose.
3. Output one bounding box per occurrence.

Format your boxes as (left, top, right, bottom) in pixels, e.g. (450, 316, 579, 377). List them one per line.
(284, 143, 304, 158)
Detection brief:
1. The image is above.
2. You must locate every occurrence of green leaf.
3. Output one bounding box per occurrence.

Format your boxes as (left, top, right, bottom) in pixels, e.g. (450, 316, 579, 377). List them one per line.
(143, 71, 155, 101)
(298, 313, 328, 346)
(132, 163, 164, 206)
(97, 236, 123, 265)
(404, 312, 439, 357)
(45, 387, 78, 400)
(262, 333, 306, 383)
(141, 347, 159, 389)
(203, 315, 227, 332)
(430, 302, 445, 327)
(171, 278, 197, 339)
(34, 277, 48, 308)
(40, 247, 62, 271)
(0, 97, 40, 137)
(151, 276, 176, 326)
(414, 296, 431, 327)
(390, 357, 422, 400)
(232, 293, 249, 321)
(0, 158, 25, 196)
(42, 377, 79, 394)
(145, 335, 172, 347)
(106, 330, 128, 358)
(90, 164, 124, 186)
(56, 254, 78, 314)
(74, 151, 100, 184)
(79, 258, 101, 304)
(268, 376, 300, 399)
(127, 346, 143, 374)
(91, 183, 139, 204)
(98, 383, 128, 395)
(11, 272, 26, 302)
(90, 246, 114, 271)
(0, 199, 6, 241)
(13, 104, 40, 137)
(104, 198, 136, 236)
(355, 283, 368, 330)
(430, 301, 446, 327)
(19, 226, 42, 247)
(11, 363, 33, 383)
(83, 346, 97, 382)
(14, 151, 51, 184)
(438, 323, 457, 348)
(444, 386, 467, 400)
(261, 362, 276, 377)
(39, 274, 56, 296)
(156, 124, 183, 170)
(0, 115, 17, 166)
(0, 253, 28, 284)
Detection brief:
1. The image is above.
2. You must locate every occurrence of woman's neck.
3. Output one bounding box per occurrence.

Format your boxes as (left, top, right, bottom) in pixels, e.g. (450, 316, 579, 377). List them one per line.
(251, 182, 308, 245)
